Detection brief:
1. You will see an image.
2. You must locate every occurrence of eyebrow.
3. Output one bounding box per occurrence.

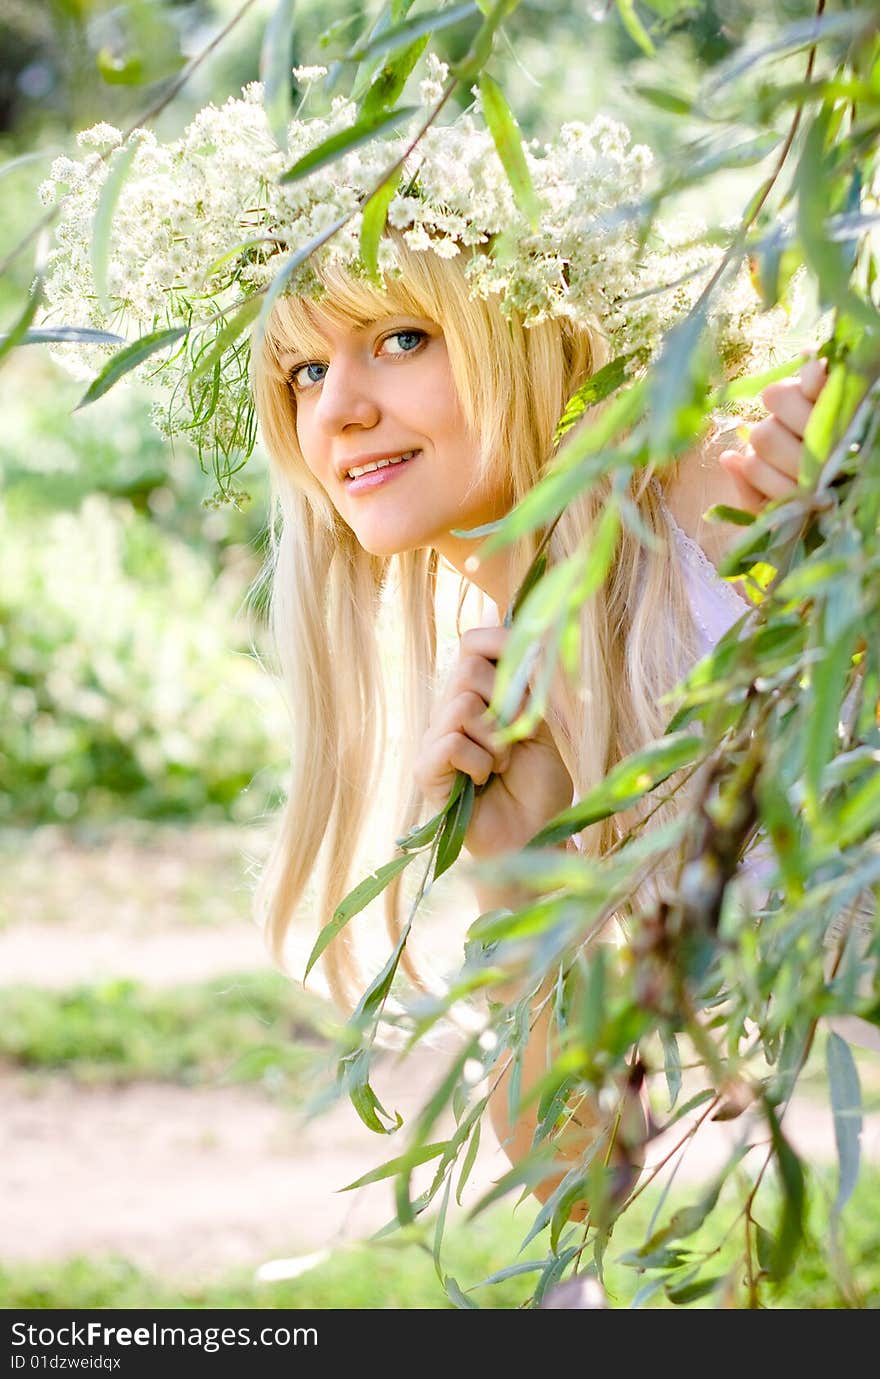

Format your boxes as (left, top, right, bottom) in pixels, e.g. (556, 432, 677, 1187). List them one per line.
(277, 317, 432, 366)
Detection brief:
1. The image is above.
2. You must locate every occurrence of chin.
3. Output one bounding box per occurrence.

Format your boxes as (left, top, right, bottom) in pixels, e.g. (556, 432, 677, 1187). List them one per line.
(352, 525, 428, 559)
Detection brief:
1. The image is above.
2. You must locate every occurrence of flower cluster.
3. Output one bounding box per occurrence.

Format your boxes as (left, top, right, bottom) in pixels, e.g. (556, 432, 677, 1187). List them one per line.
(38, 56, 796, 492)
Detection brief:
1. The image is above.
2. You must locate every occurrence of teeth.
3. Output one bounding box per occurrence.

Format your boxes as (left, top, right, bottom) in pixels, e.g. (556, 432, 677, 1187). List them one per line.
(346, 450, 416, 480)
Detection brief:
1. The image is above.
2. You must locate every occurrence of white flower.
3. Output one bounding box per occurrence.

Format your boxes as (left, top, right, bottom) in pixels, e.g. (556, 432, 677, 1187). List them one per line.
(38, 62, 800, 478)
(292, 66, 328, 84)
(419, 53, 449, 106)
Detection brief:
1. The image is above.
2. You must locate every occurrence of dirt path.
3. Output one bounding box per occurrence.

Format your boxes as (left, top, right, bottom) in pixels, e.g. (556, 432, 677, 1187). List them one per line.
(3, 826, 878, 1287)
(5, 1052, 880, 1284)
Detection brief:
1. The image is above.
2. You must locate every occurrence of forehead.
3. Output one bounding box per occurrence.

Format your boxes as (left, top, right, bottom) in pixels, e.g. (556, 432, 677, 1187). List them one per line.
(276, 311, 374, 359)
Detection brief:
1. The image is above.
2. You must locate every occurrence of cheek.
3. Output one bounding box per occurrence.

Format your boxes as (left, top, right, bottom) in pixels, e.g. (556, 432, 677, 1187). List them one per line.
(293, 409, 324, 482)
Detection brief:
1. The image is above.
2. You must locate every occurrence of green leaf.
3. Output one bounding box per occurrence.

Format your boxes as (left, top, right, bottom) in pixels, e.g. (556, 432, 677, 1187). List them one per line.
(260, 0, 298, 150)
(434, 775, 475, 880)
(455, 1119, 482, 1206)
(662, 1089, 716, 1128)
(508, 552, 547, 624)
(702, 11, 870, 98)
(74, 328, 188, 410)
(361, 37, 429, 120)
(633, 84, 691, 114)
(580, 945, 606, 1051)
(554, 354, 637, 440)
(279, 105, 417, 184)
(359, 167, 403, 285)
(767, 1104, 805, 1280)
(453, 0, 520, 80)
(796, 113, 880, 333)
(91, 139, 138, 310)
(0, 147, 63, 182)
(529, 732, 703, 847)
(304, 852, 414, 980)
(433, 1173, 453, 1281)
(350, 909, 418, 1030)
(0, 279, 42, 366)
(12, 326, 126, 346)
(492, 505, 620, 732)
(804, 623, 859, 822)
(826, 1032, 862, 1222)
(630, 1275, 668, 1308)
(443, 1274, 479, 1309)
(619, 1242, 692, 1270)
(467, 1141, 559, 1219)
(712, 353, 806, 408)
(395, 804, 447, 851)
(648, 303, 708, 457)
(342, 1049, 404, 1134)
(338, 1140, 448, 1191)
(665, 1273, 722, 1304)
(800, 362, 867, 486)
(478, 74, 541, 230)
(414, 1039, 481, 1143)
(833, 768, 880, 851)
(472, 1257, 547, 1288)
(704, 503, 756, 528)
(755, 1222, 775, 1276)
(616, 0, 655, 56)
(348, 2, 478, 64)
(189, 297, 264, 384)
(661, 1030, 682, 1109)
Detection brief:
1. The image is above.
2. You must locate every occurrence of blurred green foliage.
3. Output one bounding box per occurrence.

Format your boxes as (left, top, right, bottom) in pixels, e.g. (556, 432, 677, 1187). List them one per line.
(0, 468, 287, 824)
(0, 969, 335, 1089)
(0, 374, 283, 829)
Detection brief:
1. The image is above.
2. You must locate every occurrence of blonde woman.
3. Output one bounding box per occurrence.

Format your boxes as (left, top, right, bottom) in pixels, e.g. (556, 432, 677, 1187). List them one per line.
(39, 87, 830, 1218)
(250, 237, 826, 1214)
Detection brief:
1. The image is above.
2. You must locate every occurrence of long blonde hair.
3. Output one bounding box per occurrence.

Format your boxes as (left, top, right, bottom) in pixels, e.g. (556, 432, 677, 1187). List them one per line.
(251, 235, 700, 1015)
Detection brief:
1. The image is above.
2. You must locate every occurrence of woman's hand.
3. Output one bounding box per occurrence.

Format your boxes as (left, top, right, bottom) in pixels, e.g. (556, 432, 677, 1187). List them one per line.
(414, 623, 573, 861)
(717, 357, 828, 514)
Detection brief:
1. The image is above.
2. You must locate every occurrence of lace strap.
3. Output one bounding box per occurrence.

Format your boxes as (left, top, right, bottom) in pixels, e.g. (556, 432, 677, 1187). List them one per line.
(651, 478, 751, 615)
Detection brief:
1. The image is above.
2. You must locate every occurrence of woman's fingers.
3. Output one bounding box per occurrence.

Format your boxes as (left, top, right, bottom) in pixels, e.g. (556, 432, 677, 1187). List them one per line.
(415, 730, 498, 795)
(716, 450, 770, 515)
(458, 625, 512, 661)
(747, 416, 803, 479)
(800, 356, 828, 402)
(721, 356, 829, 512)
(760, 380, 813, 439)
(722, 443, 799, 502)
(445, 654, 499, 706)
(434, 690, 511, 764)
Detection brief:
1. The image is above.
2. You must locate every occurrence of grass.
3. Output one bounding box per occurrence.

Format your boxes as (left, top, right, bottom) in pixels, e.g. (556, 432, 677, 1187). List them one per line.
(3, 1168, 879, 1310)
(0, 971, 336, 1094)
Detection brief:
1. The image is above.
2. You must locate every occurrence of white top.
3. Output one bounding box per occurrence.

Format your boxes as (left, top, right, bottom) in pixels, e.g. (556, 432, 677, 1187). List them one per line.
(652, 481, 752, 654)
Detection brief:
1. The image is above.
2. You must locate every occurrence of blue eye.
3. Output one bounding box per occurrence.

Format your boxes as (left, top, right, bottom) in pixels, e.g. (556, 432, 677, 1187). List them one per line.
(290, 361, 327, 389)
(385, 329, 425, 354)
(288, 328, 427, 392)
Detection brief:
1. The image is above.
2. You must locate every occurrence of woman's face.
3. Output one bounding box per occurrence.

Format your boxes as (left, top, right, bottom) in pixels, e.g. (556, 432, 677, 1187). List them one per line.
(278, 308, 514, 560)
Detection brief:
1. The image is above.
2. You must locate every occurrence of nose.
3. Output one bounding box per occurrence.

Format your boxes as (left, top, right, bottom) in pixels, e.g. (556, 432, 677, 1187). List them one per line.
(312, 354, 380, 435)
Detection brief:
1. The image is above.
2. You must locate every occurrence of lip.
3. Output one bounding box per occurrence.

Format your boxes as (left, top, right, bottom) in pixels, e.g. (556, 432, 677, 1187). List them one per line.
(342, 449, 421, 494)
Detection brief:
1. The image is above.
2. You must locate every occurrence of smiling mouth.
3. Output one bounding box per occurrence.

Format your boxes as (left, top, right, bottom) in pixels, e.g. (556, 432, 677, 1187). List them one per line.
(344, 449, 420, 481)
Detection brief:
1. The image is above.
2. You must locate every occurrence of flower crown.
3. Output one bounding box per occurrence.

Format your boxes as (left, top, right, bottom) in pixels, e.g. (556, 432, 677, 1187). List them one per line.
(38, 55, 791, 501)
